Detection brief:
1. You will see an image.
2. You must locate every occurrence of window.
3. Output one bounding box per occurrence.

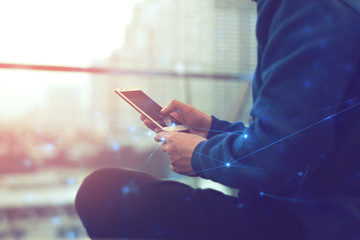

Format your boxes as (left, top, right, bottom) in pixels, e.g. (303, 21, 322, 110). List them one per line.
(0, 0, 257, 238)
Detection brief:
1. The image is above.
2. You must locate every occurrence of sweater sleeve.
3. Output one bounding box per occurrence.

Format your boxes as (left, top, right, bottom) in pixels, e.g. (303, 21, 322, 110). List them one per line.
(206, 116, 246, 139)
(191, 0, 360, 195)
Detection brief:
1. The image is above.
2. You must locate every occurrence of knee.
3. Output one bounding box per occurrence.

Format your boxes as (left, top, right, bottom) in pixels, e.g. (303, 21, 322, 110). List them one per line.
(75, 167, 136, 216)
(75, 168, 108, 211)
(74, 168, 157, 238)
(74, 168, 134, 237)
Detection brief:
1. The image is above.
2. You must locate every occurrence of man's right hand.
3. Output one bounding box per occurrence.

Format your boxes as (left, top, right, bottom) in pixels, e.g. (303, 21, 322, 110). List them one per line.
(140, 100, 212, 138)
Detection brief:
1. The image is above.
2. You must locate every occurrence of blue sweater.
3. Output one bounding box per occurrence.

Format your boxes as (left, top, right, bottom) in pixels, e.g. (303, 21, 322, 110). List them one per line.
(192, 0, 360, 237)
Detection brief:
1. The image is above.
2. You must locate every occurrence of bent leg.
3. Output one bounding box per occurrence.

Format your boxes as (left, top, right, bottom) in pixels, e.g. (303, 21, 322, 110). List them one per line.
(75, 168, 255, 239)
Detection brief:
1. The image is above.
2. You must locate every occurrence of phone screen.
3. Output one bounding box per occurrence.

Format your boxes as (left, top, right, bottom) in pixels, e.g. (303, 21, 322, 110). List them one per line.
(121, 90, 168, 127)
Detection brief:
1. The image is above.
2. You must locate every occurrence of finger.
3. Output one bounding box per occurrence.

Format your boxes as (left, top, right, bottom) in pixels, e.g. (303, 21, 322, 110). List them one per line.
(140, 115, 146, 121)
(154, 132, 168, 142)
(144, 119, 158, 131)
(141, 115, 160, 131)
(170, 164, 178, 173)
(161, 100, 187, 115)
(169, 112, 184, 123)
(161, 143, 167, 152)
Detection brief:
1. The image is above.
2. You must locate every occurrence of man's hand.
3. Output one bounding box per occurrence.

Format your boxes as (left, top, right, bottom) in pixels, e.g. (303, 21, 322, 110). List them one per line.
(141, 100, 212, 138)
(161, 100, 212, 138)
(155, 131, 206, 175)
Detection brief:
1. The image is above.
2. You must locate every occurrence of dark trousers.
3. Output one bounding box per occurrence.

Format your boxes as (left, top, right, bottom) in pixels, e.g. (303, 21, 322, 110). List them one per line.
(75, 168, 304, 240)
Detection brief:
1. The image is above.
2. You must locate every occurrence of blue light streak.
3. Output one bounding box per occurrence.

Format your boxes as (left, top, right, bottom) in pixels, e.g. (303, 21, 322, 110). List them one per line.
(166, 165, 225, 181)
(231, 101, 360, 164)
(229, 164, 298, 174)
(260, 191, 318, 205)
(140, 143, 161, 170)
(152, 100, 360, 185)
(132, 143, 162, 182)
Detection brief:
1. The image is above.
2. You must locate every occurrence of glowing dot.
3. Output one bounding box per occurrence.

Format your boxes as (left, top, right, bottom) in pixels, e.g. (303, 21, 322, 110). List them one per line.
(24, 159, 32, 167)
(302, 26, 311, 34)
(171, 123, 177, 127)
(259, 191, 264, 196)
(26, 194, 35, 203)
(325, 15, 333, 22)
(243, 134, 248, 139)
(67, 177, 75, 186)
(52, 217, 60, 225)
(305, 79, 310, 88)
(45, 143, 55, 152)
(185, 196, 191, 201)
(237, 203, 244, 208)
(66, 231, 76, 239)
(147, 131, 153, 136)
(318, 40, 327, 48)
(226, 162, 231, 167)
(93, 110, 102, 118)
(298, 172, 304, 177)
(122, 186, 130, 194)
(111, 144, 120, 151)
(130, 126, 137, 132)
(161, 137, 166, 142)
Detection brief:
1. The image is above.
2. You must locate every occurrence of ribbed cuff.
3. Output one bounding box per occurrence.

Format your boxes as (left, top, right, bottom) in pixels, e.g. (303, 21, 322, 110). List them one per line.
(191, 140, 208, 179)
(206, 115, 221, 139)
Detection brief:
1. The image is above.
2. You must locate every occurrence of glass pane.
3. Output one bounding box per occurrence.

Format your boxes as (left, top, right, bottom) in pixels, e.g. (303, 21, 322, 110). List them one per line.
(0, 0, 257, 239)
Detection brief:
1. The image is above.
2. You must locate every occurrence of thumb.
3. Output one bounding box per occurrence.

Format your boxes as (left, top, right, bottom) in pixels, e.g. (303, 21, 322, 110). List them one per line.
(161, 100, 188, 115)
(154, 131, 168, 142)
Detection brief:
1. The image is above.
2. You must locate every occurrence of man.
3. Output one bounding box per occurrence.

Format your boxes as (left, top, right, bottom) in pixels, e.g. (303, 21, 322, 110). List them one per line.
(75, 0, 360, 239)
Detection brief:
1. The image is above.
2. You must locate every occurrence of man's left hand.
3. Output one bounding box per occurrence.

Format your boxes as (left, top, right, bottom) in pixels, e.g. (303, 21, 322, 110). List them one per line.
(154, 131, 206, 175)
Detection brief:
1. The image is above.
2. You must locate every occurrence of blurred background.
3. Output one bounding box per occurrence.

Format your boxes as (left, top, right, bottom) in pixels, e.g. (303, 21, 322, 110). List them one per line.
(0, 0, 257, 239)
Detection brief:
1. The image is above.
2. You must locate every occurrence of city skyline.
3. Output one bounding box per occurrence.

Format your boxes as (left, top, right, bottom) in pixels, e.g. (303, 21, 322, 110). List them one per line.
(0, 0, 144, 120)
(91, 0, 257, 139)
(0, 1, 259, 238)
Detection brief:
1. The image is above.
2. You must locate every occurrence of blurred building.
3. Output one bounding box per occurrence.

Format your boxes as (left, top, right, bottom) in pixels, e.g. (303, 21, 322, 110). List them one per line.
(90, 0, 257, 144)
(43, 86, 88, 131)
(0, 3, 260, 238)
(118, 0, 257, 74)
(0, 168, 88, 239)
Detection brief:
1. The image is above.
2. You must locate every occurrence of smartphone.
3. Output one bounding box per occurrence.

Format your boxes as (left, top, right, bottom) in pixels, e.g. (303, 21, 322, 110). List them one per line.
(114, 87, 188, 132)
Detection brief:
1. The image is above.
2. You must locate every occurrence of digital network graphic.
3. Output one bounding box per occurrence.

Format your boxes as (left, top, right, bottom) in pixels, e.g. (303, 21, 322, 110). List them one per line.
(128, 97, 360, 205)
(1, 62, 358, 207)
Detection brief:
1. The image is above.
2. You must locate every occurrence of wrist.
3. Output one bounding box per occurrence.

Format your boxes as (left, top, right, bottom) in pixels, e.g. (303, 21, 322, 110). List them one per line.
(203, 115, 212, 137)
(191, 140, 208, 178)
